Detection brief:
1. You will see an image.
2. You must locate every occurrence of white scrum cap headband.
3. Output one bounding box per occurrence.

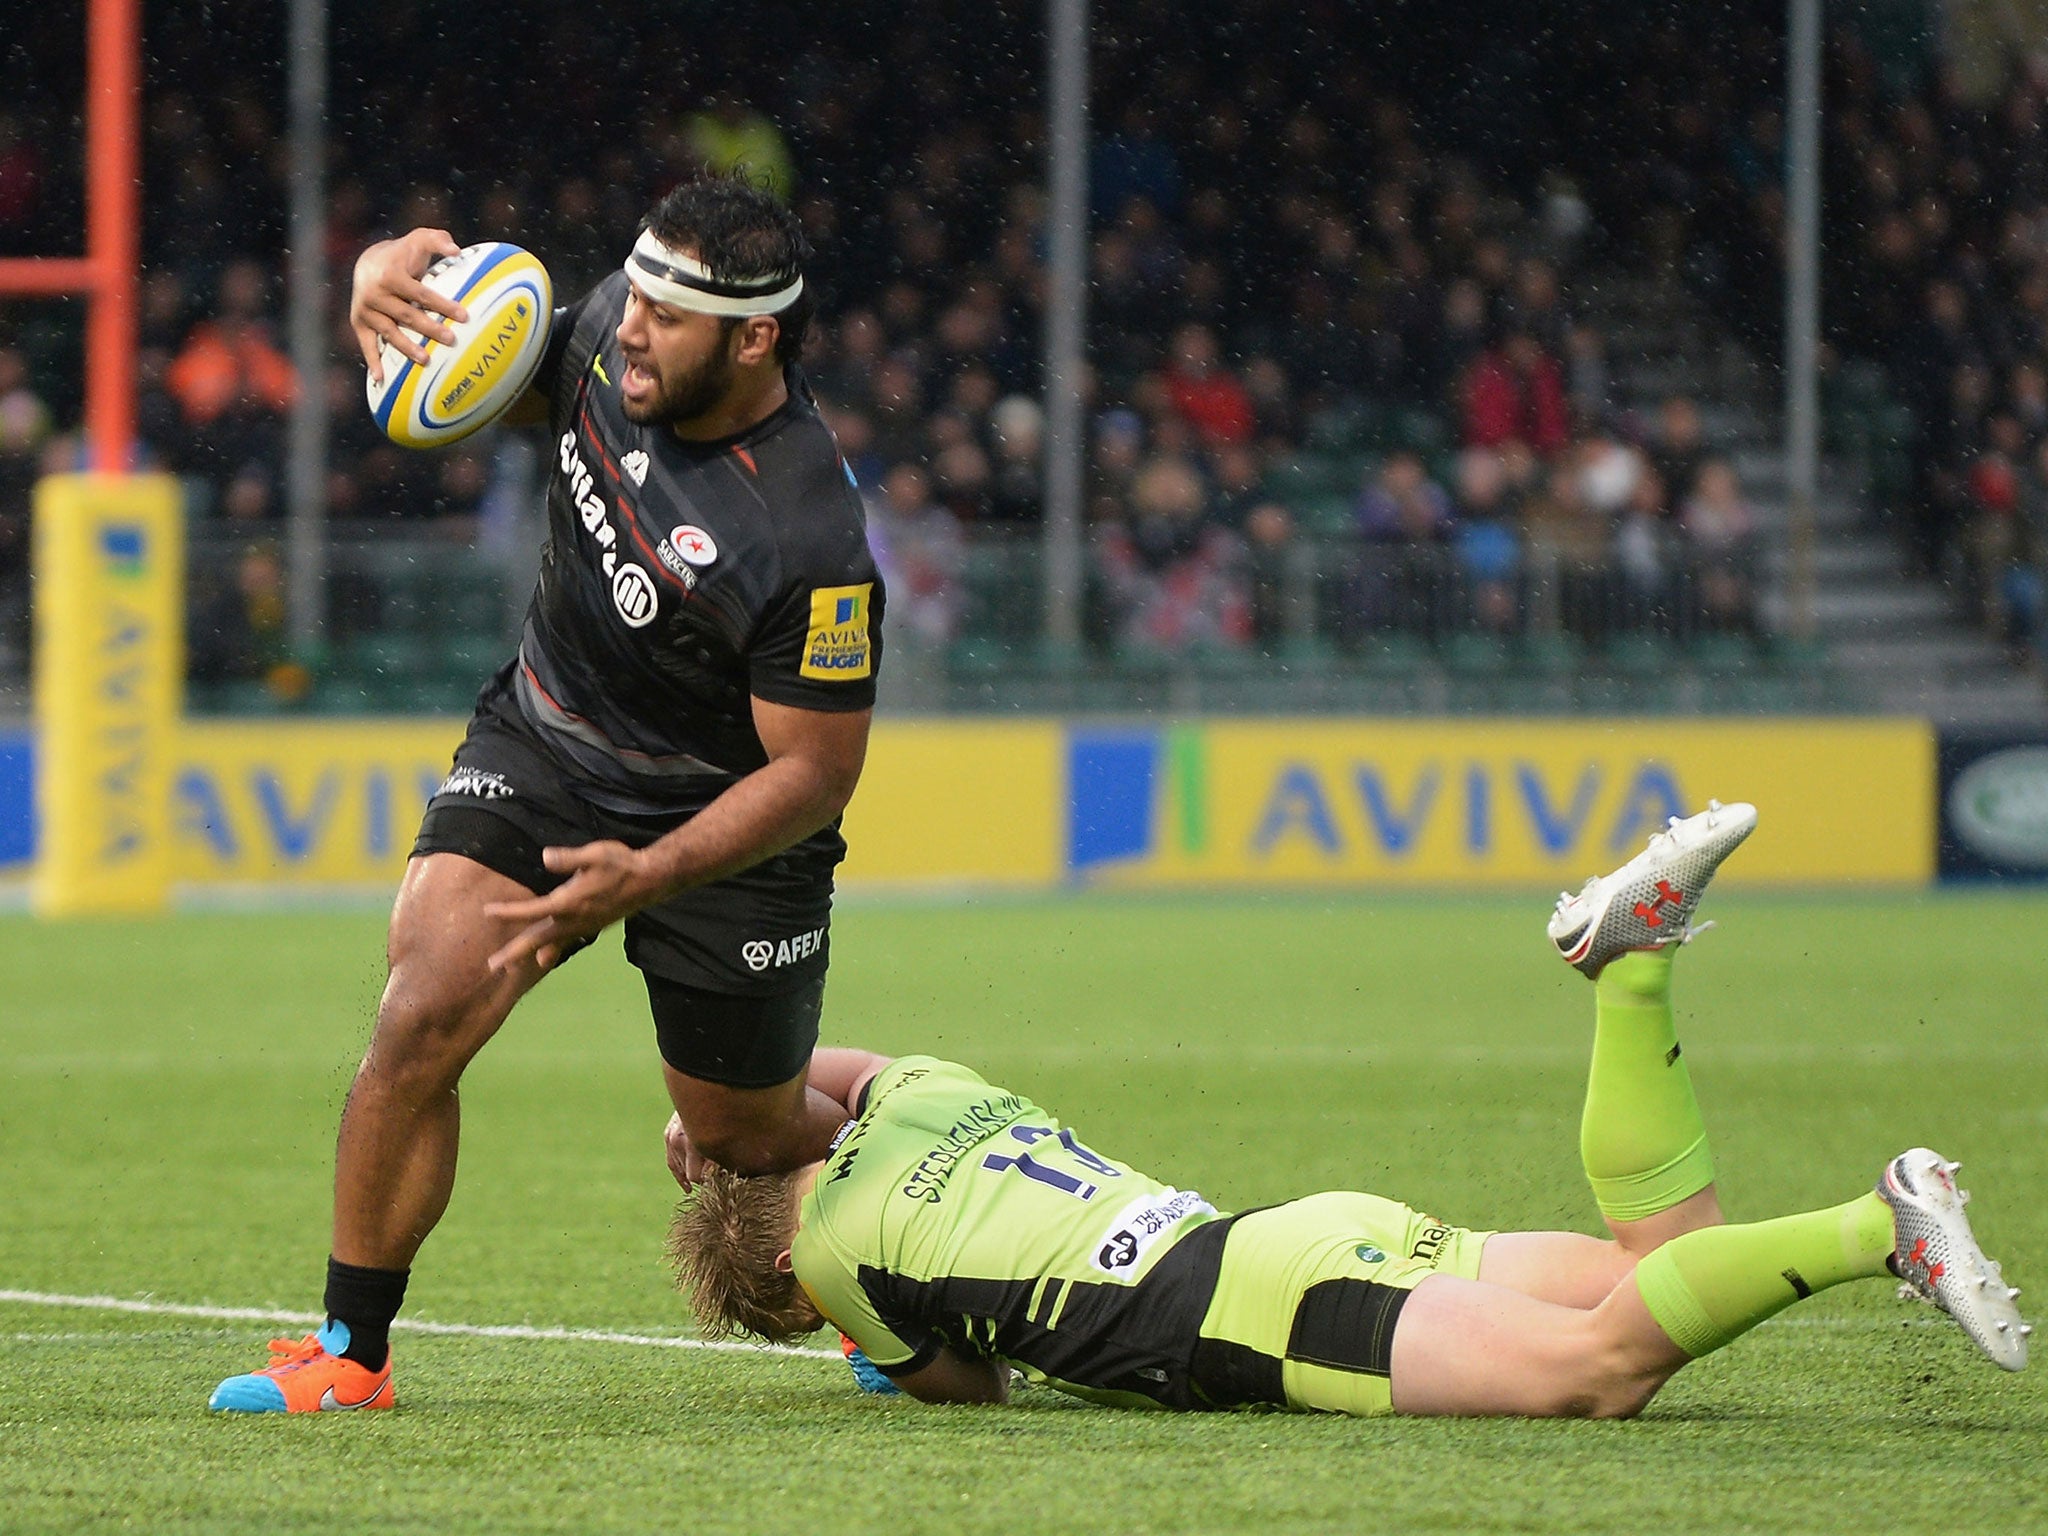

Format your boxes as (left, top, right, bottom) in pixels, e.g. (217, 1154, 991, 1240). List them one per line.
(623, 229, 804, 317)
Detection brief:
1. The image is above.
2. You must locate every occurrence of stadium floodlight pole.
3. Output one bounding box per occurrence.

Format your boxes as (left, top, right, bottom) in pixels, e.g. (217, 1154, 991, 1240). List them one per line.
(1040, 0, 1089, 658)
(1784, 0, 1821, 643)
(284, 0, 330, 649)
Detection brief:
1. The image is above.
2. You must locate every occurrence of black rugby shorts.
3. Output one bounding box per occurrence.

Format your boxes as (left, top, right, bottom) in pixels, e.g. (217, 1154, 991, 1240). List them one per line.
(411, 666, 840, 1087)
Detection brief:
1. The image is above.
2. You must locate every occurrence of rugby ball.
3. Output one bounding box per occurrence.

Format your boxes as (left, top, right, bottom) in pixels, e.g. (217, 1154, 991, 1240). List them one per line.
(366, 241, 553, 449)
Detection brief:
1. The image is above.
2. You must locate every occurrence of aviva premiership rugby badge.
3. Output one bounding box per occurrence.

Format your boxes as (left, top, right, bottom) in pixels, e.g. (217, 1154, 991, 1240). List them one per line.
(801, 583, 873, 679)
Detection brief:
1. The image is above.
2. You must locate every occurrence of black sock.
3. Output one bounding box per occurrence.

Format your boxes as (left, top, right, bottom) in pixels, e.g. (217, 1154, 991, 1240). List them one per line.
(324, 1256, 409, 1370)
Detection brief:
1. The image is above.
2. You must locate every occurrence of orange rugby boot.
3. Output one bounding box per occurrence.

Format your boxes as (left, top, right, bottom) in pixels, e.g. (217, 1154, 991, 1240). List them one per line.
(209, 1320, 394, 1413)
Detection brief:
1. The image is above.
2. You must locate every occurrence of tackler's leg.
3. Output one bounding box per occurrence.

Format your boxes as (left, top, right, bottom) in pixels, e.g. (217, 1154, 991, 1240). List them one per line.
(1551, 801, 1756, 1253)
(1477, 804, 1756, 1309)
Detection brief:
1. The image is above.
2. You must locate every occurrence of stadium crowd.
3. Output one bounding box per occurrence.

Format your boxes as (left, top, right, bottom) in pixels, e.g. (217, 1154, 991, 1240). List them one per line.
(1525, 14, 2048, 668)
(11, 4, 2047, 688)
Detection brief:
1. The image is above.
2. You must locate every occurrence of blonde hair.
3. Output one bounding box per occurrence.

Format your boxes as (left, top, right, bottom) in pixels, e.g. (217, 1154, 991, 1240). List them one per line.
(665, 1168, 818, 1344)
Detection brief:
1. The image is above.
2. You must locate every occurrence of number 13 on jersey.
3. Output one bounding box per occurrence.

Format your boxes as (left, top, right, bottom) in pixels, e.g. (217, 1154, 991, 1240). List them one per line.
(981, 1124, 1123, 1200)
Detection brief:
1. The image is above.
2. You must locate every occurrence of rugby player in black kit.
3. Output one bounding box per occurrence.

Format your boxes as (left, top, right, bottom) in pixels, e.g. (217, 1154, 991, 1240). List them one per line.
(210, 177, 887, 1413)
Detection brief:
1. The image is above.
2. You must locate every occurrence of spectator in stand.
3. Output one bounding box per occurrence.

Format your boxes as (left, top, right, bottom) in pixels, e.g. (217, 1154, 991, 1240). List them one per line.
(1207, 442, 1270, 532)
(2010, 360, 2048, 447)
(1096, 454, 1251, 653)
(866, 354, 928, 466)
(1921, 360, 1997, 574)
(1615, 463, 1674, 635)
(865, 463, 966, 652)
(820, 404, 887, 492)
(0, 113, 44, 255)
(218, 463, 279, 526)
(680, 93, 796, 200)
(1650, 394, 1710, 506)
(425, 447, 492, 539)
(1679, 457, 1759, 637)
(188, 540, 299, 697)
(166, 257, 299, 490)
(1357, 450, 1455, 544)
(1435, 278, 1492, 405)
(930, 440, 994, 523)
(1092, 100, 1183, 223)
(812, 308, 886, 411)
(1506, 256, 1570, 355)
(1562, 322, 1611, 431)
(1088, 408, 1148, 526)
(2004, 438, 2048, 664)
(1963, 415, 2029, 637)
(1241, 355, 1301, 450)
(1241, 500, 1298, 647)
(543, 177, 618, 300)
(1351, 451, 1456, 638)
(1449, 446, 1525, 635)
(0, 344, 51, 669)
(1523, 451, 1616, 645)
(1157, 321, 1256, 449)
(986, 395, 1045, 525)
(1459, 328, 1572, 458)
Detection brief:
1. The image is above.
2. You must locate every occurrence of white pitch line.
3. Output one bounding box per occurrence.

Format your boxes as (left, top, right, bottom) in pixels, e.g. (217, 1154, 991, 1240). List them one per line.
(0, 1289, 837, 1360)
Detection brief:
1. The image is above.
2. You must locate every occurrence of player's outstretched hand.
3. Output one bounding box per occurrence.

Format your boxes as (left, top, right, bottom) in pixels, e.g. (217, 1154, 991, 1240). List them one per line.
(350, 227, 470, 382)
(663, 1111, 712, 1189)
(482, 839, 658, 974)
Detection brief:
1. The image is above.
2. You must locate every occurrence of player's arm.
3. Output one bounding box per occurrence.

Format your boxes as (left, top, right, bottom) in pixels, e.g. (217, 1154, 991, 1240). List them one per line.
(808, 1049, 892, 1117)
(663, 1048, 887, 1186)
(636, 697, 870, 893)
(891, 1348, 1011, 1406)
(483, 701, 870, 972)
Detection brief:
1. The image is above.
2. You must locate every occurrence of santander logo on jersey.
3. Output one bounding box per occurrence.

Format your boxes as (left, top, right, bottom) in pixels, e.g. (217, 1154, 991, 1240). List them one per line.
(559, 429, 666, 627)
(558, 431, 619, 576)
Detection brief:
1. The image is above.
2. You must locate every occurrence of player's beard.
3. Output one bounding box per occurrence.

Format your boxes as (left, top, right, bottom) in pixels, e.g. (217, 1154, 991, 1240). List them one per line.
(621, 342, 738, 428)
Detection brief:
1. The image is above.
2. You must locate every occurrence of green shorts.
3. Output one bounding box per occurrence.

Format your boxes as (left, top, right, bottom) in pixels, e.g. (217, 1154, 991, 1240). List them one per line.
(1191, 1192, 1491, 1417)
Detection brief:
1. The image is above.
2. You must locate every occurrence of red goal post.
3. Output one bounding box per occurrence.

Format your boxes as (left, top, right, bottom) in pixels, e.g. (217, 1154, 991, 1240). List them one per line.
(0, 0, 140, 471)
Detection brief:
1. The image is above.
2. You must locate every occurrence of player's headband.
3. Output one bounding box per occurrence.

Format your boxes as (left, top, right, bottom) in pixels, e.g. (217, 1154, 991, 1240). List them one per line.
(624, 230, 803, 318)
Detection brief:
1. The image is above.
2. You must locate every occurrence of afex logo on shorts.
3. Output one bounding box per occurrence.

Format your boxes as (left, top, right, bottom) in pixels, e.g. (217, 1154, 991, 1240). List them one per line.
(741, 925, 827, 972)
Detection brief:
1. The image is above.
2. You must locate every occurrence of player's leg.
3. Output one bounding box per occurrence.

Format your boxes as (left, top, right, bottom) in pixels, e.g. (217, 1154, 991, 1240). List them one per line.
(1634, 1149, 2029, 1373)
(1555, 804, 1755, 1240)
(1474, 805, 1757, 1310)
(630, 847, 855, 1178)
(212, 682, 587, 1412)
(1474, 942, 1732, 1308)
(1389, 1268, 1683, 1418)
(649, 975, 852, 1176)
(1393, 1150, 2030, 1416)
(333, 851, 554, 1270)
(1395, 1194, 1891, 1416)
(208, 852, 552, 1412)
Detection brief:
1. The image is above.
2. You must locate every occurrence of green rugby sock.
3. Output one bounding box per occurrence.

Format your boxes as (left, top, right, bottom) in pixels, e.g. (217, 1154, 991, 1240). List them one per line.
(1580, 948, 1715, 1223)
(1634, 1193, 1897, 1357)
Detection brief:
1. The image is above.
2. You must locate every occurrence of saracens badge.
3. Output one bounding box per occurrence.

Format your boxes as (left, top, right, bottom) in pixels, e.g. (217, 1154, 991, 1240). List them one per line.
(668, 525, 718, 566)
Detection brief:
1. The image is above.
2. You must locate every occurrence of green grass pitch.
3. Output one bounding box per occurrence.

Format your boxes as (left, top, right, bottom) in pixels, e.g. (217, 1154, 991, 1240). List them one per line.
(3, 890, 2044, 1534)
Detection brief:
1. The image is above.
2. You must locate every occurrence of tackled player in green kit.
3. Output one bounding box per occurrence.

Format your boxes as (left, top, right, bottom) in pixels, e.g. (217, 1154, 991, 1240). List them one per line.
(667, 804, 2031, 1415)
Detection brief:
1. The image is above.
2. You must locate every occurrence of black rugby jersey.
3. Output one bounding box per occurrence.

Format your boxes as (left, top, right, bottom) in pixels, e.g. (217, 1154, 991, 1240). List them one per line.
(514, 271, 884, 817)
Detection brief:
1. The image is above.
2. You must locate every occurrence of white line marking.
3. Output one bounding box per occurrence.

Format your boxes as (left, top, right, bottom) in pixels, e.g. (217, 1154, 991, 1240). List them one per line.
(0, 1289, 837, 1360)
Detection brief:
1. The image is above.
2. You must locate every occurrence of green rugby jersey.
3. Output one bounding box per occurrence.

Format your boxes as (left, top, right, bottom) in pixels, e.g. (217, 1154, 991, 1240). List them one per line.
(792, 1056, 1233, 1409)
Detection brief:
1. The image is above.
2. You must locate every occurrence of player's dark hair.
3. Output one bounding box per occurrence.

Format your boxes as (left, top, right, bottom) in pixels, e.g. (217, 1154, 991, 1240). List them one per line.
(644, 174, 812, 365)
(665, 1169, 819, 1345)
